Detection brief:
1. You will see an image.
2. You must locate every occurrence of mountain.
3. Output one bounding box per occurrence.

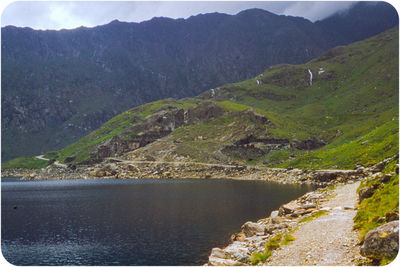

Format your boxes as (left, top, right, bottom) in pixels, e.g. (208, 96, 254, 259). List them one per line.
(1, 2, 398, 162)
(6, 26, 396, 170)
(315, 1, 399, 45)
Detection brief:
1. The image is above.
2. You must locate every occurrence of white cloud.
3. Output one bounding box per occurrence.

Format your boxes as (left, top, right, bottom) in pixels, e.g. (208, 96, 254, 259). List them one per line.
(1, 1, 394, 30)
(47, 3, 90, 29)
(281, 1, 356, 22)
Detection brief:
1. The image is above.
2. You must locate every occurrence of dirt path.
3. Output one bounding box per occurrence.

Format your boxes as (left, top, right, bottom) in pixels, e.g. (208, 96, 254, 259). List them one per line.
(266, 181, 361, 265)
(35, 155, 68, 168)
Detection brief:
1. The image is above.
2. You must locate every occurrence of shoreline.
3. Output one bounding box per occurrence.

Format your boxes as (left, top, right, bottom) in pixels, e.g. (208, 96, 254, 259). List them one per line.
(1, 158, 375, 186)
(206, 179, 363, 266)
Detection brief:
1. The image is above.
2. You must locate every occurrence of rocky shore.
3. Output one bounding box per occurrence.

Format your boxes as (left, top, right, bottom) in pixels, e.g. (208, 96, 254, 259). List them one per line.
(1, 158, 375, 186)
(205, 158, 399, 266)
(206, 181, 357, 265)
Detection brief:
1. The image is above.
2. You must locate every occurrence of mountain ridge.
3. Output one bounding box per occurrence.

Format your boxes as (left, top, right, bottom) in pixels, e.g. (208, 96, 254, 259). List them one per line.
(5, 26, 397, 171)
(1, 2, 398, 162)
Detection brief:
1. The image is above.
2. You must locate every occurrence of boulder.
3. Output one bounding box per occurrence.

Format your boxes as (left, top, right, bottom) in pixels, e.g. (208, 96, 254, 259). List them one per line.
(231, 232, 246, 242)
(103, 164, 118, 175)
(210, 248, 231, 259)
(371, 161, 387, 173)
(208, 256, 242, 266)
(94, 170, 105, 177)
(270, 210, 279, 219)
(360, 220, 399, 259)
(279, 202, 299, 216)
(265, 222, 288, 234)
(358, 186, 376, 203)
(271, 216, 284, 224)
(379, 174, 392, 183)
(241, 222, 264, 237)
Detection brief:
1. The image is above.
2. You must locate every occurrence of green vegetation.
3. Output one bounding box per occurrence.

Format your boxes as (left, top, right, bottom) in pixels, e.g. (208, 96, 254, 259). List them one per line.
(2, 156, 49, 169)
(353, 158, 399, 265)
(218, 27, 399, 169)
(354, 159, 399, 241)
(266, 233, 282, 250)
(250, 251, 272, 265)
(278, 119, 398, 169)
(251, 233, 282, 264)
(281, 233, 296, 245)
(250, 232, 296, 264)
(298, 210, 329, 223)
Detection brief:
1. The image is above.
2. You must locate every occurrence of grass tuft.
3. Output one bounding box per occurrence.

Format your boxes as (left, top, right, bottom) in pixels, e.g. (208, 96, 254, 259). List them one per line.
(298, 210, 329, 223)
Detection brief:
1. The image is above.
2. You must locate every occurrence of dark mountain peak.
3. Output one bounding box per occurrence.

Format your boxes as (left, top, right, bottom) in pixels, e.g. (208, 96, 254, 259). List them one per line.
(236, 8, 277, 17)
(109, 19, 122, 24)
(186, 11, 230, 22)
(146, 16, 179, 24)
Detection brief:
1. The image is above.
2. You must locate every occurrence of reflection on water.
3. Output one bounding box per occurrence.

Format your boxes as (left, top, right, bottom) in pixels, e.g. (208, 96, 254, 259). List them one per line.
(2, 178, 313, 265)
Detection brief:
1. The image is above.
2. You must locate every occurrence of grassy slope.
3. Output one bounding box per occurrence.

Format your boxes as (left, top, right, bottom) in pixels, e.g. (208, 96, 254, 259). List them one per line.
(212, 26, 398, 168)
(2, 156, 49, 169)
(3, 27, 398, 169)
(43, 98, 199, 163)
(353, 158, 399, 265)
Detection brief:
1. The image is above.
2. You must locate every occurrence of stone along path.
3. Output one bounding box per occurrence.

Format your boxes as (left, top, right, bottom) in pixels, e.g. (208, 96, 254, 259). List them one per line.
(266, 181, 361, 265)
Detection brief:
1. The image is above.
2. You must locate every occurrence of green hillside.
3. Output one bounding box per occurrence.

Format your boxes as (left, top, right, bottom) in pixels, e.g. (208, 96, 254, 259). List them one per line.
(5, 27, 398, 170)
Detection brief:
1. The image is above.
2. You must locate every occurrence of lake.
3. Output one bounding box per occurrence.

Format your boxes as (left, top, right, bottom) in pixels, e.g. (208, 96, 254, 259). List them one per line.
(1, 178, 313, 265)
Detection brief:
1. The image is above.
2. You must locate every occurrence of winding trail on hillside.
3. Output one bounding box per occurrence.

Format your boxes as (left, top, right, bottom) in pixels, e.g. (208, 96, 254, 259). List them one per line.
(35, 155, 68, 168)
(266, 181, 361, 265)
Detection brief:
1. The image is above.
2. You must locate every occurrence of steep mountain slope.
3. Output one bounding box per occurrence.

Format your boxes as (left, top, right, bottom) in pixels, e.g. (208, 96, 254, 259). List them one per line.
(1, 2, 398, 162)
(10, 27, 396, 171)
(316, 1, 399, 46)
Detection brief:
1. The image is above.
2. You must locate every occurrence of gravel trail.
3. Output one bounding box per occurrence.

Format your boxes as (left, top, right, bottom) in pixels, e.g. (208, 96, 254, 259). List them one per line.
(266, 181, 362, 265)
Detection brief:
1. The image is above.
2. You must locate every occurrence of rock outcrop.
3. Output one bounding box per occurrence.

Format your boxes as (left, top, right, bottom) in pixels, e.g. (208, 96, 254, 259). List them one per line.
(95, 106, 185, 160)
(185, 102, 225, 125)
(222, 135, 290, 161)
(241, 222, 265, 237)
(360, 221, 399, 259)
(358, 184, 378, 203)
(294, 137, 326, 150)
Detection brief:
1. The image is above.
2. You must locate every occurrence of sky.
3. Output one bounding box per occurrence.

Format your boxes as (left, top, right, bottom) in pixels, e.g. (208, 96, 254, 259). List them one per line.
(0, 1, 397, 30)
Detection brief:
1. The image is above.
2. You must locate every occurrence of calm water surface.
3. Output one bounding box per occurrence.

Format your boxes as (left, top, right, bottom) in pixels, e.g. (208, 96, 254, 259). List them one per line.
(2, 178, 313, 265)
